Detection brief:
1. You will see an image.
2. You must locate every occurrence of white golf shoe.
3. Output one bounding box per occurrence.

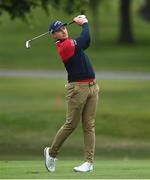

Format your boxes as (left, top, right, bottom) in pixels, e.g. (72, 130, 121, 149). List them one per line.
(73, 162, 93, 172)
(44, 147, 56, 172)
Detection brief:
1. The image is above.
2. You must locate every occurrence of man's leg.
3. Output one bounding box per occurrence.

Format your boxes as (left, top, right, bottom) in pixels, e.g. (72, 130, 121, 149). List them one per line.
(82, 84, 99, 163)
(45, 98, 84, 172)
(49, 102, 83, 157)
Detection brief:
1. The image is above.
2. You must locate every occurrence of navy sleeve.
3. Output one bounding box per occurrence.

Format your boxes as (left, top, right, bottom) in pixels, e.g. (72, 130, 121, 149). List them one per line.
(75, 23, 90, 50)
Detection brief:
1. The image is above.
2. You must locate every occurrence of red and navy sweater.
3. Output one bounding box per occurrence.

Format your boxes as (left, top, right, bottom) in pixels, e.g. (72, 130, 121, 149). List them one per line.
(56, 23, 95, 82)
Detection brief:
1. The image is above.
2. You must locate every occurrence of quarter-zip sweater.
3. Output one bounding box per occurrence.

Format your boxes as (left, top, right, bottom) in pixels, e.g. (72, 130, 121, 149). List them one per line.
(56, 23, 95, 82)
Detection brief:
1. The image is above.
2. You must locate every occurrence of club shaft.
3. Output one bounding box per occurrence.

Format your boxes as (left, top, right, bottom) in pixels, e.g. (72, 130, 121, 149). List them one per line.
(31, 31, 49, 41)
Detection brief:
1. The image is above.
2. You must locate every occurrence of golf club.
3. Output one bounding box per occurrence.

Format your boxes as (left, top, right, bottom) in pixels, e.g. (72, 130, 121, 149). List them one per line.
(25, 20, 75, 49)
(25, 15, 86, 49)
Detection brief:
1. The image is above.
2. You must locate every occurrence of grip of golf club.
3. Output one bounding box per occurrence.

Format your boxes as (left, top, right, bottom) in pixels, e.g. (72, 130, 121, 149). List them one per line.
(68, 21, 75, 25)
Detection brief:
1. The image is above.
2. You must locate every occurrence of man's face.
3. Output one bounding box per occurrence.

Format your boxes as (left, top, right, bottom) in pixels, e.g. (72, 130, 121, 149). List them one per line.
(52, 26, 68, 40)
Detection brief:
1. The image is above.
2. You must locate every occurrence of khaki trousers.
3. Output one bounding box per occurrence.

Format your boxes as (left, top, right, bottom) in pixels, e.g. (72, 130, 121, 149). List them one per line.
(49, 81, 99, 163)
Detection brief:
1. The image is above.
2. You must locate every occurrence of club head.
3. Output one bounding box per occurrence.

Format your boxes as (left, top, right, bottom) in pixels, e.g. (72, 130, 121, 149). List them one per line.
(25, 40, 31, 49)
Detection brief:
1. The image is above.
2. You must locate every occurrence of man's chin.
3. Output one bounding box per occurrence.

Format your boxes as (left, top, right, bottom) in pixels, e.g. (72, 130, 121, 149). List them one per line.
(63, 36, 68, 39)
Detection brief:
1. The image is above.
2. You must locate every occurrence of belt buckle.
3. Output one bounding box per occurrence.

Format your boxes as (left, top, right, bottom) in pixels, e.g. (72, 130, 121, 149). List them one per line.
(89, 81, 95, 87)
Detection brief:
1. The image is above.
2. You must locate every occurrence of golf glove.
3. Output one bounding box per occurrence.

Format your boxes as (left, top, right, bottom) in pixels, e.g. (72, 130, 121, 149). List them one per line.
(73, 15, 88, 25)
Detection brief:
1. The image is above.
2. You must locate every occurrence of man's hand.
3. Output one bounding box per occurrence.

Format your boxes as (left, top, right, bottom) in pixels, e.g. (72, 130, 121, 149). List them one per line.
(73, 15, 88, 25)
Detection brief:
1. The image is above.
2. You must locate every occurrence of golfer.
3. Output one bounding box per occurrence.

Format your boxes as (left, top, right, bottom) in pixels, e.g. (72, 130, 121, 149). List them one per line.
(44, 15, 99, 172)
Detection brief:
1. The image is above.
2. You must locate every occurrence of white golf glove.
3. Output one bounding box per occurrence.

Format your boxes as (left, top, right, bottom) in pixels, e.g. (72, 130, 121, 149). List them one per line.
(73, 15, 88, 25)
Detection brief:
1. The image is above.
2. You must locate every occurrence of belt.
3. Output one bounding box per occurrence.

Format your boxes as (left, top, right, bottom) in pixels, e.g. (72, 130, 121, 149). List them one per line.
(68, 80, 96, 87)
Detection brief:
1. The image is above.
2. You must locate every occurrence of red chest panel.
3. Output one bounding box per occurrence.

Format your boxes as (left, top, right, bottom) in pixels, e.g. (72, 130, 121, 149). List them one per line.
(56, 38, 75, 62)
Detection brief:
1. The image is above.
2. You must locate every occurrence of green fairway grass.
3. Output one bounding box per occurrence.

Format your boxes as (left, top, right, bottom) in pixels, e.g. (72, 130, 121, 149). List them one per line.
(1, 160, 150, 179)
(0, 1, 150, 71)
(0, 77, 150, 159)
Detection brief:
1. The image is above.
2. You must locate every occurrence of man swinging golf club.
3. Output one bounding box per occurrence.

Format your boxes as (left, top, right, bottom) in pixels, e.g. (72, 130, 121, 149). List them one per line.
(44, 15, 100, 172)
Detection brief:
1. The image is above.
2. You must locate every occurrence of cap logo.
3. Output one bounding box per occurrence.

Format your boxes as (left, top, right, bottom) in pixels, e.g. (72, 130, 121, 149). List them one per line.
(54, 21, 61, 27)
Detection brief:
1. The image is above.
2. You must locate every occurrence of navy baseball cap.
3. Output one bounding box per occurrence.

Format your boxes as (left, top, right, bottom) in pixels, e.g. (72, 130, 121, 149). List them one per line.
(49, 20, 67, 33)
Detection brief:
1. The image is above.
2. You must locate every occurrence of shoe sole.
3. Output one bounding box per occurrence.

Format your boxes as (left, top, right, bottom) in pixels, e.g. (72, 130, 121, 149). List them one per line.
(73, 168, 93, 172)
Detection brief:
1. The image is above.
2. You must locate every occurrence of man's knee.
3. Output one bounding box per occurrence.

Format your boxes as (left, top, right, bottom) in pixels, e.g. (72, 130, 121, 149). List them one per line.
(63, 121, 78, 131)
(83, 122, 95, 132)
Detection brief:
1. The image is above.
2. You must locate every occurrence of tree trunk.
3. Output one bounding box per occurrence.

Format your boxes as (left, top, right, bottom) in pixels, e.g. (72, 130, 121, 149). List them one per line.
(138, 0, 150, 21)
(89, 0, 101, 45)
(118, 0, 135, 44)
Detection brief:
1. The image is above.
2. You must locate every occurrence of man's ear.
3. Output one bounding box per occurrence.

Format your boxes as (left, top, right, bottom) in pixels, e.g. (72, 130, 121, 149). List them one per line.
(51, 33, 56, 39)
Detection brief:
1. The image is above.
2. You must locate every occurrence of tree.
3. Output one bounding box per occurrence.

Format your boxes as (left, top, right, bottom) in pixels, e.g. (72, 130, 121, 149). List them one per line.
(138, 0, 150, 22)
(0, 0, 50, 21)
(118, 0, 135, 44)
(0, 0, 87, 21)
(88, 0, 101, 45)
